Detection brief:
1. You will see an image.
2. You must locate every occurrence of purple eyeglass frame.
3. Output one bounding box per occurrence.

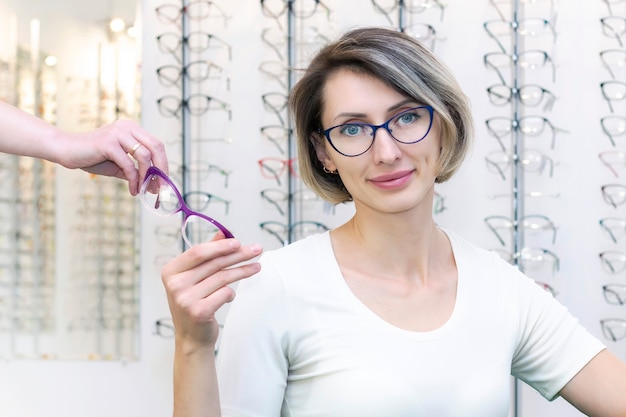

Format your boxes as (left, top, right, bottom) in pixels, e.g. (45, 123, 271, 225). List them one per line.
(141, 166, 234, 241)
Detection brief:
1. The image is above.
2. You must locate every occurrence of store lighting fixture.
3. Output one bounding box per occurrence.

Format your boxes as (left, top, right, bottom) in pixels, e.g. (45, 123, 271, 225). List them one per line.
(127, 25, 137, 38)
(44, 55, 57, 67)
(109, 17, 125, 33)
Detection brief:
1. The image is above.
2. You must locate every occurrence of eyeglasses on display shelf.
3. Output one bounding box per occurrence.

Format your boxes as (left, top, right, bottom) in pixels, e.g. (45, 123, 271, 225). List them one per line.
(156, 60, 230, 89)
(484, 214, 557, 247)
(486, 83, 558, 111)
(156, 31, 232, 61)
(155, 224, 183, 247)
(183, 190, 231, 214)
(371, 0, 446, 27)
(261, 27, 287, 61)
(403, 23, 444, 51)
(156, 94, 232, 119)
(600, 115, 626, 147)
(515, 247, 561, 276)
(258, 157, 299, 186)
(433, 191, 446, 215)
(598, 150, 626, 178)
(599, 250, 626, 275)
(602, 284, 626, 305)
(140, 166, 234, 246)
(600, 80, 626, 113)
(260, 125, 292, 155)
(172, 161, 232, 187)
(155, 0, 231, 28)
(262, 91, 289, 127)
(599, 217, 626, 244)
(371, 0, 446, 15)
(488, 0, 556, 22)
(601, 183, 626, 209)
(260, 0, 331, 22)
(494, 247, 560, 276)
(260, 188, 322, 216)
(600, 16, 625, 47)
(602, 0, 626, 16)
(154, 317, 175, 338)
(258, 60, 293, 90)
(485, 149, 556, 181)
(483, 18, 557, 54)
(485, 115, 567, 151)
(260, 220, 330, 247)
(406, 0, 447, 20)
(153, 317, 222, 353)
(483, 50, 556, 85)
(600, 318, 626, 342)
(599, 49, 626, 80)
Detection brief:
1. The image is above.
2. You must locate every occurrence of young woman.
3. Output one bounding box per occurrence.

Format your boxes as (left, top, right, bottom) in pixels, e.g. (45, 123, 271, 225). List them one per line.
(0, 100, 167, 194)
(161, 27, 626, 417)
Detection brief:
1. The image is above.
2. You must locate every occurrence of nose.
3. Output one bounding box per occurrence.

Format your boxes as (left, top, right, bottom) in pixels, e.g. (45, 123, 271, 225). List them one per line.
(371, 125, 402, 163)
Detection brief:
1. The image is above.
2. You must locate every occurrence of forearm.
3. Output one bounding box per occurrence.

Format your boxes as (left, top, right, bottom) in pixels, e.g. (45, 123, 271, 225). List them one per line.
(0, 100, 64, 163)
(173, 340, 221, 417)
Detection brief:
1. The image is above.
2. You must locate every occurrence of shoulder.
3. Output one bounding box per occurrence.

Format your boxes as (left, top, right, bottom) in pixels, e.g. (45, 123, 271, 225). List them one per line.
(261, 231, 333, 273)
(237, 232, 334, 294)
(442, 227, 509, 273)
(442, 227, 541, 299)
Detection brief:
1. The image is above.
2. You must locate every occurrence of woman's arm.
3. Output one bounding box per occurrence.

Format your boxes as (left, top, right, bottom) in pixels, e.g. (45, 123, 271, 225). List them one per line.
(560, 348, 626, 417)
(0, 100, 168, 195)
(161, 235, 263, 417)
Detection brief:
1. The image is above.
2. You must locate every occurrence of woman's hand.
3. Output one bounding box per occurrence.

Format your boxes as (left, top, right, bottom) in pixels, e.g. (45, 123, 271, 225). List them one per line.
(56, 119, 169, 196)
(0, 102, 168, 195)
(161, 234, 263, 350)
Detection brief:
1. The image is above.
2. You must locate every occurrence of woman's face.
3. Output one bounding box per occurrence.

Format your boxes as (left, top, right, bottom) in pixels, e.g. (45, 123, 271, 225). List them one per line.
(314, 68, 442, 217)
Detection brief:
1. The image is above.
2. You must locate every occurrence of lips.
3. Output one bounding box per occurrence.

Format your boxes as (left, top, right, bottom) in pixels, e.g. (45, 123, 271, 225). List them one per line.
(368, 170, 414, 189)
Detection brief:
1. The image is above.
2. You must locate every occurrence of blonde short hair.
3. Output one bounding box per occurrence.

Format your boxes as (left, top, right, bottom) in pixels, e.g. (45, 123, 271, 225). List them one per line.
(289, 26, 474, 204)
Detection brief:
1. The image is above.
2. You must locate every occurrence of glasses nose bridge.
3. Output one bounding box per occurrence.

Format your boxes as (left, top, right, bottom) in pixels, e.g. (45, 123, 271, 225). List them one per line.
(370, 119, 396, 142)
(368, 119, 403, 159)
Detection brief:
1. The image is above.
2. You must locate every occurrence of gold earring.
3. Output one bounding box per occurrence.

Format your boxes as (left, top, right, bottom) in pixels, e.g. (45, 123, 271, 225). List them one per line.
(323, 166, 337, 174)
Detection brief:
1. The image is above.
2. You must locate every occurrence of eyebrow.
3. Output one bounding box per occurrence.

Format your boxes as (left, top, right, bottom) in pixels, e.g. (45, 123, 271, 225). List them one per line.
(331, 99, 418, 123)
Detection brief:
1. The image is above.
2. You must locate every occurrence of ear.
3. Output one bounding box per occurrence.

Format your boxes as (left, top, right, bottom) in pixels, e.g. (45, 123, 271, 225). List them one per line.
(310, 132, 337, 172)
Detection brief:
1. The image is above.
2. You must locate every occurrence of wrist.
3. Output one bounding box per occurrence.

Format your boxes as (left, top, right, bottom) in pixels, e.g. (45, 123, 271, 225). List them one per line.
(175, 335, 217, 358)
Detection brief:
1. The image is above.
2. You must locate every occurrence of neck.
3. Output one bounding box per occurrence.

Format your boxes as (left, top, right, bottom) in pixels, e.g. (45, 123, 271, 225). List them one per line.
(332, 206, 449, 282)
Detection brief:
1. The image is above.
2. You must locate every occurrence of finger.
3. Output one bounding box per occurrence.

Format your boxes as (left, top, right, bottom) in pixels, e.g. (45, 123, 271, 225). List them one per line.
(106, 144, 141, 195)
(188, 286, 237, 321)
(170, 263, 258, 321)
(163, 239, 262, 279)
(191, 261, 261, 300)
(129, 125, 168, 174)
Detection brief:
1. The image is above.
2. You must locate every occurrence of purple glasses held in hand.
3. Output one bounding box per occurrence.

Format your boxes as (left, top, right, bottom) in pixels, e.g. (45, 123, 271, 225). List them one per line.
(140, 166, 234, 247)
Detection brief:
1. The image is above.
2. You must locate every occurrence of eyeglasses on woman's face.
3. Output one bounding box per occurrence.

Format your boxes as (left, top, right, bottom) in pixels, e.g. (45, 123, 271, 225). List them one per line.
(320, 106, 435, 157)
(139, 166, 234, 246)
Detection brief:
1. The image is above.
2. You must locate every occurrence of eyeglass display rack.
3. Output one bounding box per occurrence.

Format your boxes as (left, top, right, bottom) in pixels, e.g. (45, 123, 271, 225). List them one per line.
(257, 1, 341, 247)
(0, 17, 140, 360)
(0, 44, 58, 358)
(482, 1, 563, 416)
(595, 0, 626, 355)
(153, 0, 233, 252)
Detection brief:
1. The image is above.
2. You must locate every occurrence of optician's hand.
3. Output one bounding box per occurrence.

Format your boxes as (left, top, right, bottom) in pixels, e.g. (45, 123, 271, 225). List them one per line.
(56, 119, 169, 196)
(161, 233, 263, 348)
(0, 101, 169, 195)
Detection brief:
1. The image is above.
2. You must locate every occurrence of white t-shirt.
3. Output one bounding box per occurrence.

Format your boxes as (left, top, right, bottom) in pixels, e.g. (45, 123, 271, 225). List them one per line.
(217, 229, 604, 417)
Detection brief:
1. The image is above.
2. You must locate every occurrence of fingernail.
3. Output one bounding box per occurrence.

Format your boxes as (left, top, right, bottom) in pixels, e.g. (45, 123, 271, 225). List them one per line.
(250, 244, 262, 254)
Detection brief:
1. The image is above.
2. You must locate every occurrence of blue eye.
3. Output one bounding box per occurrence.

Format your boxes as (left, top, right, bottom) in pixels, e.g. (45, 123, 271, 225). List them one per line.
(396, 111, 419, 126)
(339, 124, 365, 137)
